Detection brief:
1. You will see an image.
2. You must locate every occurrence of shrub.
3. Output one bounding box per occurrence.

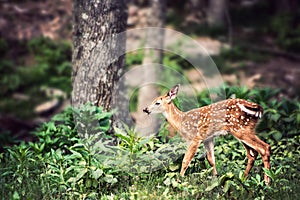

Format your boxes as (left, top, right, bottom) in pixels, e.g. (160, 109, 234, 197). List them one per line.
(1, 87, 299, 199)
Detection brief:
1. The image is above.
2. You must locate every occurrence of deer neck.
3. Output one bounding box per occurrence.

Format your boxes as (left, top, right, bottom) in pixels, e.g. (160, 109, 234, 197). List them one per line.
(163, 102, 183, 132)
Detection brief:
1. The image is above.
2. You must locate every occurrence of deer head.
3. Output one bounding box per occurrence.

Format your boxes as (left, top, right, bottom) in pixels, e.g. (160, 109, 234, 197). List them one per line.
(143, 84, 179, 115)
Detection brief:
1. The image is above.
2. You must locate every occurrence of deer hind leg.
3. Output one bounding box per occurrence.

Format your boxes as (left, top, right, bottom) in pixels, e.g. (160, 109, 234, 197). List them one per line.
(235, 131, 271, 184)
(242, 142, 258, 177)
(180, 136, 202, 176)
(204, 138, 218, 176)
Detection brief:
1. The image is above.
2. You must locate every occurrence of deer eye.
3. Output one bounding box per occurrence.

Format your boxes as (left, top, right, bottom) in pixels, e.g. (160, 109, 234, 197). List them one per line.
(155, 102, 161, 105)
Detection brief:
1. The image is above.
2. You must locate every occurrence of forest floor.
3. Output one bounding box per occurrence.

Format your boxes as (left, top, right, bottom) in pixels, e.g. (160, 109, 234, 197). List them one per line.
(0, 0, 299, 141)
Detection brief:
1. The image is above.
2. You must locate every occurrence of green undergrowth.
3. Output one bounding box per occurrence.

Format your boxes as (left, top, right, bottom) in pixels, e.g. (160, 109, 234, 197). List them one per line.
(230, 2, 300, 53)
(1, 86, 300, 199)
(0, 37, 71, 118)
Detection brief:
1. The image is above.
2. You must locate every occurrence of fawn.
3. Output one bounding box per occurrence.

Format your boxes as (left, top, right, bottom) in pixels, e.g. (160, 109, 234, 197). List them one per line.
(143, 85, 271, 184)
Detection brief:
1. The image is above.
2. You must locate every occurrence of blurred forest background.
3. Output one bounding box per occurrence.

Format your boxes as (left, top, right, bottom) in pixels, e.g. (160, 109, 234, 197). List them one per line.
(1, 0, 300, 152)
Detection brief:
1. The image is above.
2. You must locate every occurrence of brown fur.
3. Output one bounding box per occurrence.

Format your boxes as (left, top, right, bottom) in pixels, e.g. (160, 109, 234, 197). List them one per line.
(143, 85, 271, 184)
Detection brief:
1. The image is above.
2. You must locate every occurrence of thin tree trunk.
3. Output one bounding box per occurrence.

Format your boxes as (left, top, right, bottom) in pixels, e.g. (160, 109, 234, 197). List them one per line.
(136, 0, 166, 136)
(207, 0, 226, 27)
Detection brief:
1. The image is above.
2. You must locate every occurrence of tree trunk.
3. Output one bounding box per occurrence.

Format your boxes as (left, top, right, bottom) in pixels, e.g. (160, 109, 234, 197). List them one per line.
(136, 0, 166, 136)
(207, 0, 226, 27)
(72, 0, 127, 112)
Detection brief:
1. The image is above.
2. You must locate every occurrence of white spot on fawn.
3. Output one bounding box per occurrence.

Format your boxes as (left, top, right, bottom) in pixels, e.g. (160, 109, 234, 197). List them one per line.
(82, 13, 89, 20)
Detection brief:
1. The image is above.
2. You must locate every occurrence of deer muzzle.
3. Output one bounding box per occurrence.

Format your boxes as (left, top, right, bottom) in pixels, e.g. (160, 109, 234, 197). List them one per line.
(143, 107, 151, 115)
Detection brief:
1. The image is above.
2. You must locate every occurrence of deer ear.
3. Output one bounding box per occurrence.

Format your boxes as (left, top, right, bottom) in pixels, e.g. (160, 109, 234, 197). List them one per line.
(167, 84, 179, 100)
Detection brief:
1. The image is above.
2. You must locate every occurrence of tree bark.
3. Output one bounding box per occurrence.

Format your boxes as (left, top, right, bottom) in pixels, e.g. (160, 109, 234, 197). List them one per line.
(72, 0, 128, 112)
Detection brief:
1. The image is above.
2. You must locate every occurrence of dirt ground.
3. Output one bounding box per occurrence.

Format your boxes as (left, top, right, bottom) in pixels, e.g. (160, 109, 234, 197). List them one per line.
(0, 0, 72, 41)
(247, 57, 300, 97)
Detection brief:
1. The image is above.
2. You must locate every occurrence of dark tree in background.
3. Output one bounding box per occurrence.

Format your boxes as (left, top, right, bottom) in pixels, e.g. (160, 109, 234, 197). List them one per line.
(72, 0, 128, 111)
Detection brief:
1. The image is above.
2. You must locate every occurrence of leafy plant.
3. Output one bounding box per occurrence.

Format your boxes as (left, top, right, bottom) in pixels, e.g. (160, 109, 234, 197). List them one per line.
(0, 37, 72, 119)
(25, 37, 72, 93)
(270, 12, 300, 52)
(30, 106, 78, 154)
(1, 87, 300, 199)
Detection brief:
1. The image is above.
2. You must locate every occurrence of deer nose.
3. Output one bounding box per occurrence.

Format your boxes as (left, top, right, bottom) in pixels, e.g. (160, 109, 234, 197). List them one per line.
(143, 107, 151, 115)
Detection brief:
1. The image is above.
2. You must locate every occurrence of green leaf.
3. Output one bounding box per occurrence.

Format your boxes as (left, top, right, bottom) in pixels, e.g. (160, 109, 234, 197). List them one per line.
(65, 166, 75, 175)
(219, 172, 234, 185)
(137, 137, 152, 147)
(115, 133, 131, 145)
(91, 169, 103, 180)
(263, 168, 273, 180)
(271, 130, 282, 141)
(75, 168, 88, 181)
(103, 174, 117, 184)
(255, 174, 261, 182)
(86, 178, 92, 188)
(162, 188, 170, 196)
(271, 113, 281, 122)
(169, 164, 180, 172)
(67, 177, 76, 183)
(223, 180, 233, 193)
(238, 170, 245, 181)
(275, 167, 282, 175)
(296, 113, 300, 123)
(164, 172, 177, 178)
(205, 179, 219, 192)
(69, 149, 84, 159)
(148, 140, 154, 149)
(96, 112, 113, 120)
(12, 191, 20, 200)
(171, 178, 179, 188)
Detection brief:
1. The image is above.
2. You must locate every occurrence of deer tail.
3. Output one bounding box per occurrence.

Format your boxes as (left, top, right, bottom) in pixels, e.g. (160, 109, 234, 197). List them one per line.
(237, 100, 263, 118)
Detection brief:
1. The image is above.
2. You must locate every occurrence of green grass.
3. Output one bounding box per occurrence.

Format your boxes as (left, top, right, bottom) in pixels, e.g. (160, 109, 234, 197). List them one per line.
(1, 87, 300, 199)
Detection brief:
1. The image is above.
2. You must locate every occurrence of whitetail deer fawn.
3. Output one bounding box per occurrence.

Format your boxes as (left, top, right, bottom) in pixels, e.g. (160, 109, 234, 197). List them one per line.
(143, 85, 271, 184)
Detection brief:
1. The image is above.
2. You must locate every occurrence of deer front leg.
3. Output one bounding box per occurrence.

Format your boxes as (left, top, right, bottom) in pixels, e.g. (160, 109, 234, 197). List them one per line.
(242, 142, 258, 178)
(180, 136, 202, 176)
(204, 138, 218, 176)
